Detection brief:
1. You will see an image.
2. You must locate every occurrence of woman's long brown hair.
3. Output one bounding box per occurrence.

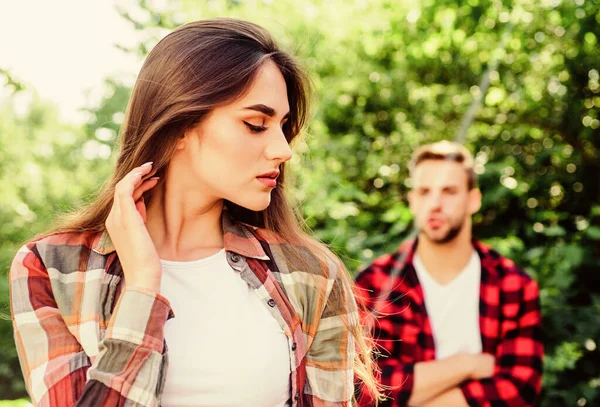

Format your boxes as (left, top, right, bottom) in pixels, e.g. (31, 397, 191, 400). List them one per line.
(49, 18, 382, 403)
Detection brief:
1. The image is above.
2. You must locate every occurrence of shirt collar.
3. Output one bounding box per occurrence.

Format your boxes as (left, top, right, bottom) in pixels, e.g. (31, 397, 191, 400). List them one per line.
(392, 238, 419, 271)
(396, 238, 498, 277)
(91, 210, 270, 261)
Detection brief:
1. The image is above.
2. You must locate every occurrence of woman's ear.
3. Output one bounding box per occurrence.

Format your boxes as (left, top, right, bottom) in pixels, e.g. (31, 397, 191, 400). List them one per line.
(178, 124, 202, 150)
(176, 136, 186, 150)
(177, 128, 193, 150)
(176, 130, 191, 150)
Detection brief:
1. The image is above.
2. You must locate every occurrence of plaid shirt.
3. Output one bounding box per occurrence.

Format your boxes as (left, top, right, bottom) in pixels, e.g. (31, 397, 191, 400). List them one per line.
(10, 212, 358, 406)
(355, 239, 543, 407)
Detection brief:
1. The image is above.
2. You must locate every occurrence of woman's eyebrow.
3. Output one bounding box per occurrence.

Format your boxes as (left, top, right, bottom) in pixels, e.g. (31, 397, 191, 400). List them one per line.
(243, 104, 289, 119)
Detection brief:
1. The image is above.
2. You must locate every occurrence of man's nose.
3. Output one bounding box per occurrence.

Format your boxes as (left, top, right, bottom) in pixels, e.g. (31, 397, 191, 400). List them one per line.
(428, 192, 443, 210)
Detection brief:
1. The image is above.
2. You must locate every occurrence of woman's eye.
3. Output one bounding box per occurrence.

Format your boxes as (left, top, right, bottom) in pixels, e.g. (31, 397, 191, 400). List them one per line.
(243, 121, 268, 133)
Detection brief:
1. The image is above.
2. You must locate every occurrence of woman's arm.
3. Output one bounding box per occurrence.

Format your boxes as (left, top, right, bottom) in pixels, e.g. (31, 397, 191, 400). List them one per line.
(10, 243, 172, 406)
(303, 256, 358, 406)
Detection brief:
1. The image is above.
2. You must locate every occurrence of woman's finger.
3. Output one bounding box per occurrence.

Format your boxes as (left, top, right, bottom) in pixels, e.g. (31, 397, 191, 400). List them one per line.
(129, 166, 158, 195)
(135, 197, 148, 223)
(115, 162, 154, 210)
(140, 168, 158, 182)
(133, 177, 160, 201)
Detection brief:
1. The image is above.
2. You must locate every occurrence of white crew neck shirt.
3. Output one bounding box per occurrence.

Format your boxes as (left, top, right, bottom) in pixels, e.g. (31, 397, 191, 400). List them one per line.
(159, 249, 291, 407)
(413, 250, 483, 360)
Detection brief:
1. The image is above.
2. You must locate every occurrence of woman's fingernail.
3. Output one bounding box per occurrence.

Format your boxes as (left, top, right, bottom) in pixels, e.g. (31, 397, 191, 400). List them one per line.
(142, 161, 153, 167)
(149, 177, 160, 180)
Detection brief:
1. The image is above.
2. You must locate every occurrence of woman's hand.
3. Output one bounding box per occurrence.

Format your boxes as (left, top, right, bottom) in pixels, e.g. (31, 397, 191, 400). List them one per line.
(105, 162, 162, 292)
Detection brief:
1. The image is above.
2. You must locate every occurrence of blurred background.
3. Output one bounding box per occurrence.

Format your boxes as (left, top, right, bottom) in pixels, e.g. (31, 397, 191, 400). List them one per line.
(0, 0, 598, 405)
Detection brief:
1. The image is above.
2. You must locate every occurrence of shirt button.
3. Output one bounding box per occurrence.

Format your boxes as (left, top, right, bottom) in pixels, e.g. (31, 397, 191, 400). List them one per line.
(230, 254, 240, 263)
(267, 298, 276, 307)
(295, 392, 300, 400)
(291, 342, 297, 351)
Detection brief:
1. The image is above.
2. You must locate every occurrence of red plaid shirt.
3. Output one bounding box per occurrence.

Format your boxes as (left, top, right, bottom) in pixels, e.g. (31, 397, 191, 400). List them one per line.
(355, 239, 543, 407)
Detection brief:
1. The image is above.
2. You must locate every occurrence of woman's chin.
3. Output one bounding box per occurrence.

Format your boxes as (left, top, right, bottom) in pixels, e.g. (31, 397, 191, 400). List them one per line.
(231, 196, 272, 212)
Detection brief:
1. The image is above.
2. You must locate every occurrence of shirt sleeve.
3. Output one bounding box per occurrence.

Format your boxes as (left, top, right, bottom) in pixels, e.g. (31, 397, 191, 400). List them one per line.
(10, 243, 173, 407)
(354, 264, 416, 407)
(303, 255, 358, 406)
(460, 278, 543, 407)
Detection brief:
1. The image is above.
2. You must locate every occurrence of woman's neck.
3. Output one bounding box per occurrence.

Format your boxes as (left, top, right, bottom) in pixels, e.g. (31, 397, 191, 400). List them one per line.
(145, 180, 225, 262)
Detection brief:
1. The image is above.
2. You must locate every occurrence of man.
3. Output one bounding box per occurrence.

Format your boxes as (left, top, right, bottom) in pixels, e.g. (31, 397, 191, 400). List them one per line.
(356, 141, 543, 406)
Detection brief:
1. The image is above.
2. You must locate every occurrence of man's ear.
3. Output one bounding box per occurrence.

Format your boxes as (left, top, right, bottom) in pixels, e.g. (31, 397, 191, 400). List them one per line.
(468, 188, 482, 215)
(408, 190, 415, 212)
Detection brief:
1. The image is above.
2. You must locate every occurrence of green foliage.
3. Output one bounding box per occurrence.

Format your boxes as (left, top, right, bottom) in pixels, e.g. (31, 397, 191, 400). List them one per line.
(0, 400, 31, 407)
(0, 69, 24, 94)
(1, 0, 598, 404)
(0, 94, 119, 398)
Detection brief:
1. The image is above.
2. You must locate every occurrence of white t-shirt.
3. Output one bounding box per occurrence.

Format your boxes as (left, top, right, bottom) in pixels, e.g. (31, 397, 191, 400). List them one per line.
(413, 250, 483, 360)
(159, 249, 291, 407)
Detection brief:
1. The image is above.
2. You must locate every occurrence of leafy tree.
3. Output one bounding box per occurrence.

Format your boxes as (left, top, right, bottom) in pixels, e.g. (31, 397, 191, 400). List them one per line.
(1, 0, 598, 404)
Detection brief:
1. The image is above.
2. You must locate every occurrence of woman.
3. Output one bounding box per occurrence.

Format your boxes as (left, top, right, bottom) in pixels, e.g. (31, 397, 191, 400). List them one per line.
(10, 18, 381, 406)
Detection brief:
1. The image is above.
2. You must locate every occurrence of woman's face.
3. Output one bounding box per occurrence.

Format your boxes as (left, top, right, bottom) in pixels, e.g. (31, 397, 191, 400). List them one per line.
(174, 59, 293, 211)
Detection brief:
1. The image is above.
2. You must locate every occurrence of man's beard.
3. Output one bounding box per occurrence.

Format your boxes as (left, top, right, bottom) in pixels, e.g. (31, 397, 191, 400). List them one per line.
(419, 216, 465, 245)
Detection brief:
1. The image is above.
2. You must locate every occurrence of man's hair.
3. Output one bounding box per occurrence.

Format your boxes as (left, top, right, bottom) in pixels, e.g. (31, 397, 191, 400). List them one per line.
(409, 141, 477, 189)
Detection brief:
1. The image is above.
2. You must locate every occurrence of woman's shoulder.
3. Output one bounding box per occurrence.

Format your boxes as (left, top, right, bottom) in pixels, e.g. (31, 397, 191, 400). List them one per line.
(245, 223, 344, 281)
(14, 230, 105, 271)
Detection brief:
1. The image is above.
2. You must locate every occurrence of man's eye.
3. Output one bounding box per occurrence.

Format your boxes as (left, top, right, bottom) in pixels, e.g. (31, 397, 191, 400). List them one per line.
(243, 121, 267, 133)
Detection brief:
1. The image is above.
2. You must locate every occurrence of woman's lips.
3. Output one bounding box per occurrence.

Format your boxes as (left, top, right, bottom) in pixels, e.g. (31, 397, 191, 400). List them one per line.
(256, 177, 277, 188)
(256, 170, 279, 188)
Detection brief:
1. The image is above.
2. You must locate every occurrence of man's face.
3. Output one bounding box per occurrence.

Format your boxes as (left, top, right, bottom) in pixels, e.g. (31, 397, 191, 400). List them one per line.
(408, 160, 481, 245)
